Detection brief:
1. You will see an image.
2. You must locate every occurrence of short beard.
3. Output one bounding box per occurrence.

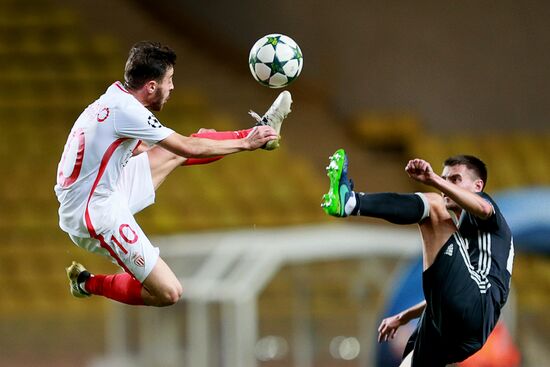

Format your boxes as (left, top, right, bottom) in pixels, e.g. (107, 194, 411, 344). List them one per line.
(148, 89, 166, 111)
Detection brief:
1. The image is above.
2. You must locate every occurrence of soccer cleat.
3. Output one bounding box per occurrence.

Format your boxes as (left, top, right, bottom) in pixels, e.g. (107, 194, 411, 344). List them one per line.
(66, 261, 91, 298)
(249, 90, 292, 150)
(321, 148, 354, 217)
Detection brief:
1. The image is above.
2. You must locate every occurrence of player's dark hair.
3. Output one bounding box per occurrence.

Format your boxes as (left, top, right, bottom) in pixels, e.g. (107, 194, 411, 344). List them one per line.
(444, 155, 488, 190)
(124, 41, 176, 90)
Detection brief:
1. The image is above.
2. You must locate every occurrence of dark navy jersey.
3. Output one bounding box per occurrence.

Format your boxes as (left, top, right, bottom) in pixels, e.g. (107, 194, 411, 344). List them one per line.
(405, 192, 515, 366)
(454, 191, 514, 307)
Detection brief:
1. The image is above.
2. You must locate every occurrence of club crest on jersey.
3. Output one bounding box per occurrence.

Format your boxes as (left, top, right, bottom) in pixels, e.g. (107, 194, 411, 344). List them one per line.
(131, 252, 145, 267)
(147, 115, 163, 128)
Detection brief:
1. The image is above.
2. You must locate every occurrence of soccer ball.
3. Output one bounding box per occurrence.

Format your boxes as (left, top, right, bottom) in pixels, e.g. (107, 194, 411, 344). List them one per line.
(249, 34, 303, 88)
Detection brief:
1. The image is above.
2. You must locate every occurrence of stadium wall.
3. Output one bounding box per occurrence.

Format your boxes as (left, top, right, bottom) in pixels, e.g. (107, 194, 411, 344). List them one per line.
(136, 0, 550, 134)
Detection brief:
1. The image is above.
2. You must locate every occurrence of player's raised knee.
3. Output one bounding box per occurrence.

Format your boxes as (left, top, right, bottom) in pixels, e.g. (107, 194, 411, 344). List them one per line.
(145, 278, 183, 306)
(158, 282, 183, 306)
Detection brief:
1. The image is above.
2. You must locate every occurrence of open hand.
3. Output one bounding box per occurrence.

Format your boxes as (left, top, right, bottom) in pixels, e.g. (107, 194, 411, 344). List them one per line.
(378, 313, 405, 343)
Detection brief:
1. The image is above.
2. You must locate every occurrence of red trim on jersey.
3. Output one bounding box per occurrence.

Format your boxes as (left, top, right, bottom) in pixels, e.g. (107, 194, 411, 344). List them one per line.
(84, 138, 136, 277)
(115, 81, 131, 94)
(97, 234, 134, 275)
(84, 137, 127, 238)
(58, 128, 85, 187)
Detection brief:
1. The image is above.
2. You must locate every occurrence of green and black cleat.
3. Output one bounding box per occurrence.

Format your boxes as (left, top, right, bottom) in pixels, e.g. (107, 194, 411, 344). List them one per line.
(321, 148, 354, 217)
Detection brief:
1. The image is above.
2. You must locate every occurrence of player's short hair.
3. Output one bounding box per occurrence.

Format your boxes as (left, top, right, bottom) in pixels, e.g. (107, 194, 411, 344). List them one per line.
(444, 155, 488, 190)
(124, 41, 176, 90)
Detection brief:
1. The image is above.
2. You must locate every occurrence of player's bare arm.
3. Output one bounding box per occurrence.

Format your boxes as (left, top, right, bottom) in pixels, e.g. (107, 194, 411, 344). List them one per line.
(158, 126, 277, 158)
(133, 128, 218, 159)
(405, 158, 494, 219)
(378, 301, 427, 343)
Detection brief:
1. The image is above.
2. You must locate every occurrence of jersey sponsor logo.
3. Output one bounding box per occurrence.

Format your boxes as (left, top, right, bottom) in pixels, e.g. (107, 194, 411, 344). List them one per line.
(97, 107, 110, 123)
(147, 115, 163, 128)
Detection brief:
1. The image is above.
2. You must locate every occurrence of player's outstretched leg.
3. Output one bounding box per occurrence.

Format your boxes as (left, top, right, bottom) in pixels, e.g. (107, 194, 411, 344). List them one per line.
(321, 148, 356, 217)
(66, 261, 145, 305)
(149, 92, 292, 185)
(321, 152, 429, 223)
(249, 90, 292, 150)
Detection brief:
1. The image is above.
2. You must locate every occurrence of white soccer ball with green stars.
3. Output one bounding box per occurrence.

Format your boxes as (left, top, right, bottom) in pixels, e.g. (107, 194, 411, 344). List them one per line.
(249, 34, 303, 88)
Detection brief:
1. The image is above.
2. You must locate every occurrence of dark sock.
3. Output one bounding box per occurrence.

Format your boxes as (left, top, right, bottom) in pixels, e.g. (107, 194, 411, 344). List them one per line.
(354, 192, 427, 224)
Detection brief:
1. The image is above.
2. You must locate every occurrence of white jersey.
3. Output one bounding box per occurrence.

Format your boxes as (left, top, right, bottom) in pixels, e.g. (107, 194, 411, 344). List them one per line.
(55, 81, 174, 237)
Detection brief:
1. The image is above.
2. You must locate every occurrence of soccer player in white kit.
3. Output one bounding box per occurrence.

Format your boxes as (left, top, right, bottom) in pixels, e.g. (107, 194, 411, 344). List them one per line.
(55, 41, 292, 306)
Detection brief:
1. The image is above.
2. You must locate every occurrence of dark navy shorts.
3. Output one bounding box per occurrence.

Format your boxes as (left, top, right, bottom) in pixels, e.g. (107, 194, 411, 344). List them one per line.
(403, 241, 499, 367)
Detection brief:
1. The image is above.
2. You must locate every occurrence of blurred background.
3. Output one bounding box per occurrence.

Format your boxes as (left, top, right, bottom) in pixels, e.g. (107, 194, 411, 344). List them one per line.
(0, 0, 549, 365)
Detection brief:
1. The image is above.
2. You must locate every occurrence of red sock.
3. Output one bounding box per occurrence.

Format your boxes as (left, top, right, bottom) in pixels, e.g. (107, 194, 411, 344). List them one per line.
(85, 273, 144, 305)
(182, 156, 223, 166)
(192, 128, 254, 140)
(182, 128, 255, 166)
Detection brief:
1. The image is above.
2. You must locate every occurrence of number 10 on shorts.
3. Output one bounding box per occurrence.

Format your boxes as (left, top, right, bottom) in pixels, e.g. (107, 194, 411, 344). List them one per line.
(111, 224, 139, 254)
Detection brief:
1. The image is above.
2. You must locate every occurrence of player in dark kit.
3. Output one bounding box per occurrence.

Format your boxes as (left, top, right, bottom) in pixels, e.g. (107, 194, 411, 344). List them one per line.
(321, 149, 514, 367)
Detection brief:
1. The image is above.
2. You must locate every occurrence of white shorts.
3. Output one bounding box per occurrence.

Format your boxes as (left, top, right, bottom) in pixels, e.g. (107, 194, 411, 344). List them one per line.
(69, 153, 159, 282)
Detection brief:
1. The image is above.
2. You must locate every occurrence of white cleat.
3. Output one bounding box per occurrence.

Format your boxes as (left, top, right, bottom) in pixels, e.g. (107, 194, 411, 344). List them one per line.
(249, 90, 292, 150)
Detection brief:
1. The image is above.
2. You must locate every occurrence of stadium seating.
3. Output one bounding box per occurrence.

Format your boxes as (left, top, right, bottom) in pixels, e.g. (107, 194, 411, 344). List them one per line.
(352, 114, 550, 191)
